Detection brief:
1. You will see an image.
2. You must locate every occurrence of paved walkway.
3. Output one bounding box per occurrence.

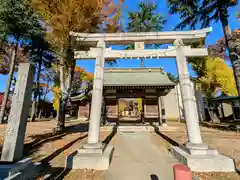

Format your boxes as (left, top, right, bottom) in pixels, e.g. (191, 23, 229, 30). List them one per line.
(105, 132, 179, 180)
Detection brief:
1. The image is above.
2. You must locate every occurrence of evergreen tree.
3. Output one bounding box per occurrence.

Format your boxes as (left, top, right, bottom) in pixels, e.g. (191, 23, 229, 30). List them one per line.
(127, 2, 165, 32)
(28, 34, 55, 121)
(167, 72, 178, 83)
(168, 0, 240, 95)
(126, 1, 166, 67)
(0, 0, 43, 123)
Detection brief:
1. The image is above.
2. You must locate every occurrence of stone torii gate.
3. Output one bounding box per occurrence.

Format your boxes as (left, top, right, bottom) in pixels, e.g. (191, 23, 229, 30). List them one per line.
(69, 28, 236, 172)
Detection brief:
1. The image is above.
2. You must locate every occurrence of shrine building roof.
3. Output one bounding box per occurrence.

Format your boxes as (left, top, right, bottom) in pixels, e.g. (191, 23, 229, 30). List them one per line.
(103, 68, 175, 87)
(70, 68, 175, 102)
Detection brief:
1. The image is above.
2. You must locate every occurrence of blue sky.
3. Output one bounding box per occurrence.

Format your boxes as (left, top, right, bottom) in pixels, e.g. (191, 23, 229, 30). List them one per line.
(0, 0, 239, 96)
(75, 0, 240, 76)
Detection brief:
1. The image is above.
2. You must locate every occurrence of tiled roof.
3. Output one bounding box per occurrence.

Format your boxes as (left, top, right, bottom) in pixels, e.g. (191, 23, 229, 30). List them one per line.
(104, 68, 175, 86)
(70, 68, 176, 101)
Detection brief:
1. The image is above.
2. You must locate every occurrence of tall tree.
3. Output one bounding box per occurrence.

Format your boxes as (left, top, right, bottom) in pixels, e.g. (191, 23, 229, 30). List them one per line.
(0, 0, 43, 123)
(72, 66, 94, 94)
(168, 0, 240, 95)
(28, 34, 55, 121)
(191, 57, 237, 97)
(167, 72, 178, 83)
(31, 0, 123, 130)
(104, 9, 123, 33)
(191, 56, 237, 122)
(126, 1, 166, 67)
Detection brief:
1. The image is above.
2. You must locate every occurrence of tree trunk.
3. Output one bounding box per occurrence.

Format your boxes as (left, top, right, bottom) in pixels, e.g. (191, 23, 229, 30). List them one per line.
(30, 96, 37, 122)
(56, 38, 76, 130)
(59, 61, 76, 125)
(57, 56, 66, 131)
(38, 108, 42, 119)
(220, 14, 240, 95)
(31, 50, 43, 122)
(36, 63, 43, 118)
(0, 40, 18, 123)
(43, 80, 49, 100)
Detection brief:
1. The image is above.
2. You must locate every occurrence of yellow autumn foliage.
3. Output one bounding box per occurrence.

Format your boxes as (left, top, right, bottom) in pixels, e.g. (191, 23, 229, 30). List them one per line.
(51, 86, 61, 111)
(196, 57, 237, 97)
(214, 61, 237, 96)
(30, 0, 124, 52)
(75, 66, 94, 81)
(51, 65, 93, 112)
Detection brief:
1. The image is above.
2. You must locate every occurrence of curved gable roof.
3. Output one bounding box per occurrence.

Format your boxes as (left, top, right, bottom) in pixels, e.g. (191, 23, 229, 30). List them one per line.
(103, 68, 175, 87)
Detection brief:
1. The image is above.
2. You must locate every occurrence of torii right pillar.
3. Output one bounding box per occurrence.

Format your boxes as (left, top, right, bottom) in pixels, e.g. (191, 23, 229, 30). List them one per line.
(171, 38, 236, 172)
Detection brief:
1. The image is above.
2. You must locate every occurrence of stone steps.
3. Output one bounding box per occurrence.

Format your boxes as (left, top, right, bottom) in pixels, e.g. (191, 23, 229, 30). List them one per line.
(100, 125, 177, 132)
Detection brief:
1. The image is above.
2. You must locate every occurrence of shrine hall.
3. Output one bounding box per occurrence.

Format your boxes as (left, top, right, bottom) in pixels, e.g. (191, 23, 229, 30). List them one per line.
(71, 67, 178, 125)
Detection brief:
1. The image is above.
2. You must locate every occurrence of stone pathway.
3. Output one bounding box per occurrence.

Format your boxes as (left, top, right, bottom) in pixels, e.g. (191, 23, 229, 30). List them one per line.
(104, 131, 179, 180)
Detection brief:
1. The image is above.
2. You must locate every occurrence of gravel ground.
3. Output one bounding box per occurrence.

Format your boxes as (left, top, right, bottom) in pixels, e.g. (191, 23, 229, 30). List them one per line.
(1, 120, 240, 179)
(193, 172, 240, 180)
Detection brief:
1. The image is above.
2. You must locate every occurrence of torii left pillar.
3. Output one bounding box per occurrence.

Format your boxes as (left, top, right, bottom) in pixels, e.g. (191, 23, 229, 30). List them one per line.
(71, 40, 114, 170)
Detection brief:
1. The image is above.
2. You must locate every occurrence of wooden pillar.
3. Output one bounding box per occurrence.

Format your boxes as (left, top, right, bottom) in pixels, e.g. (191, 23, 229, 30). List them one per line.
(142, 98, 145, 124)
(160, 96, 166, 125)
(116, 98, 119, 125)
(158, 96, 161, 125)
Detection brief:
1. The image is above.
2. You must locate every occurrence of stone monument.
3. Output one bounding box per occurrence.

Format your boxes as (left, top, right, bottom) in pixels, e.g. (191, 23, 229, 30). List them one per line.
(0, 63, 41, 180)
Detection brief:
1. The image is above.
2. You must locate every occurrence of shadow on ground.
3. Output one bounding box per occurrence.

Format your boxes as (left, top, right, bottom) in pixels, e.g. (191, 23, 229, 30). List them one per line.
(102, 124, 118, 145)
(151, 124, 180, 151)
(200, 122, 240, 132)
(38, 124, 118, 180)
(23, 123, 89, 157)
(150, 174, 159, 180)
(38, 135, 87, 180)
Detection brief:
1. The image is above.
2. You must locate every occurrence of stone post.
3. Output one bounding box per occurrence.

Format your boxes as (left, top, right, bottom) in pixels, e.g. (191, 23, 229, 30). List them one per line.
(1, 63, 34, 162)
(72, 40, 114, 170)
(174, 39, 205, 147)
(85, 40, 105, 147)
(171, 39, 236, 172)
(176, 84, 184, 122)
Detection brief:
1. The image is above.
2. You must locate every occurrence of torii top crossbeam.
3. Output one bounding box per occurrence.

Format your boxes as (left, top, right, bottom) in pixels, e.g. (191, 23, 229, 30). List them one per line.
(70, 28, 212, 46)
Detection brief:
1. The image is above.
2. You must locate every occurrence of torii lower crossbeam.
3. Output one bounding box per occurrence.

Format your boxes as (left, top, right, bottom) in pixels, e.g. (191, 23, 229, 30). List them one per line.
(74, 46, 208, 60)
